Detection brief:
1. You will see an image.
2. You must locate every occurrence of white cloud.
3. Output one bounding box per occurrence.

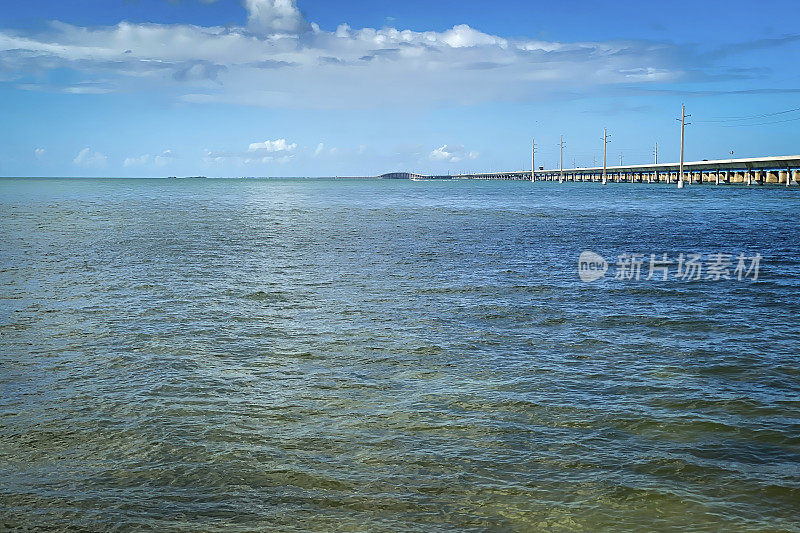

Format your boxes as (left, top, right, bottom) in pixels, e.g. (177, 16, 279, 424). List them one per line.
(429, 145, 479, 163)
(123, 150, 175, 167)
(313, 142, 338, 157)
(34, 148, 46, 159)
(248, 139, 297, 153)
(123, 154, 150, 167)
(205, 139, 297, 165)
(73, 148, 107, 167)
(154, 150, 175, 166)
(0, 1, 698, 109)
(245, 0, 309, 35)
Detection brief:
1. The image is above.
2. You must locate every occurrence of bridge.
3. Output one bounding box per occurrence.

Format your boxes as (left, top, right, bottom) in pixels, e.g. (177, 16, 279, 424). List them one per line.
(378, 172, 431, 180)
(382, 155, 800, 185)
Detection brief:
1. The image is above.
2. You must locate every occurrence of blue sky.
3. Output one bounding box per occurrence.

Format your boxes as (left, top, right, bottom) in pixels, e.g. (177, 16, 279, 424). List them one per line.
(1, 0, 798, 177)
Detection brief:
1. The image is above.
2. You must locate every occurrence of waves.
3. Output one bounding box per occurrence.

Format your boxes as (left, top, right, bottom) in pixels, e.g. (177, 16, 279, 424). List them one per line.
(1, 178, 799, 530)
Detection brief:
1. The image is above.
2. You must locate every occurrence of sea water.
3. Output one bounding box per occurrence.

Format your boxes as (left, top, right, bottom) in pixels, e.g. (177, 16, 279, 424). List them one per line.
(1, 178, 799, 531)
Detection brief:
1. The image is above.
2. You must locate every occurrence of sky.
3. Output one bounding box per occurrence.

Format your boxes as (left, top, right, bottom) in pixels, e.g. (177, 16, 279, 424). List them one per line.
(0, 0, 798, 177)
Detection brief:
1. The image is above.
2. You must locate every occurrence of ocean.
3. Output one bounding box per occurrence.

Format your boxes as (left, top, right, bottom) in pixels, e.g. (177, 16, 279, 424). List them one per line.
(1, 177, 799, 531)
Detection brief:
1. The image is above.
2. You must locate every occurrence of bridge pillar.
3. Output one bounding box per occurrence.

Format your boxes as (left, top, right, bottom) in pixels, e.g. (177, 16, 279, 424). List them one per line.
(779, 170, 789, 185)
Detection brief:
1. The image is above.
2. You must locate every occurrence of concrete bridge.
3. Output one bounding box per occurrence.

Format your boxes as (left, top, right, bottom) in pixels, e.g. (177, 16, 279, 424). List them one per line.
(378, 172, 431, 180)
(386, 155, 800, 185)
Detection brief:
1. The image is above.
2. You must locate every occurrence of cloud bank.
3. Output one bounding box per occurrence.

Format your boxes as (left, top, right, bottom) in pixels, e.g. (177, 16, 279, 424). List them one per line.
(0, 0, 709, 109)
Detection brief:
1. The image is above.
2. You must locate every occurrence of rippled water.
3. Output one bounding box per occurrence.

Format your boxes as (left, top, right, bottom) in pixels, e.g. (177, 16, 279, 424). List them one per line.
(1, 178, 799, 531)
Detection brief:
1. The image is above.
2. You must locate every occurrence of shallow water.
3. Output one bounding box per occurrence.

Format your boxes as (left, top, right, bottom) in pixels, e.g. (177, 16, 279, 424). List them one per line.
(1, 178, 799, 531)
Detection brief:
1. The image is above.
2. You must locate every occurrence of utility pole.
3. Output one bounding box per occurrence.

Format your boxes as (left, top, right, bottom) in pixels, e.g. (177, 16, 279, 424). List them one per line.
(677, 104, 691, 188)
(654, 142, 658, 164)
(531, 138, 536, 181)
(619, 153, 623, 166)
(604, 141, 607, 183)
(559, 135, 565, 183)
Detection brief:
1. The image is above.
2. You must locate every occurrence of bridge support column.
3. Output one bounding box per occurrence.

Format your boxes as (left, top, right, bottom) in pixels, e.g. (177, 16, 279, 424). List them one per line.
(740, 171, 750, 184)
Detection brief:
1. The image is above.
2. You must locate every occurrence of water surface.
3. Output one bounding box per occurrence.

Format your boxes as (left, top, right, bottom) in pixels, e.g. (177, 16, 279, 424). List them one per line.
(1, 178, 799, 531)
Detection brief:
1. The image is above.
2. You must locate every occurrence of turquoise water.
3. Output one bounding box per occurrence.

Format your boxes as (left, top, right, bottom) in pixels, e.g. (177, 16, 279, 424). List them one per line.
(1, 178, 799, 531)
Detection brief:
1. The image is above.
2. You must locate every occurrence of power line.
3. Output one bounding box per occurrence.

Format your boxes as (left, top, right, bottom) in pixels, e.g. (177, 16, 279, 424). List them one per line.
(695, 106, 800, 123)
(720, 115, 800, 127)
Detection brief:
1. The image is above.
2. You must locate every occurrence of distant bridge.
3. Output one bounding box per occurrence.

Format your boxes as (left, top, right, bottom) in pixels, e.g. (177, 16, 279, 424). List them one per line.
(382, 155, 800, 185)
(378, 172, 437, 180)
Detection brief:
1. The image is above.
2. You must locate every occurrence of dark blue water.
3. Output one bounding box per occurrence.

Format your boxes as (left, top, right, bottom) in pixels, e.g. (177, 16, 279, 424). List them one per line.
(1, 178, 799, 531)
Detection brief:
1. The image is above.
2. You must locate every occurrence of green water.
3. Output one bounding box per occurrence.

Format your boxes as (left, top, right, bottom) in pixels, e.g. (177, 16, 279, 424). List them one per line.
(1, 178, 799, 531)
